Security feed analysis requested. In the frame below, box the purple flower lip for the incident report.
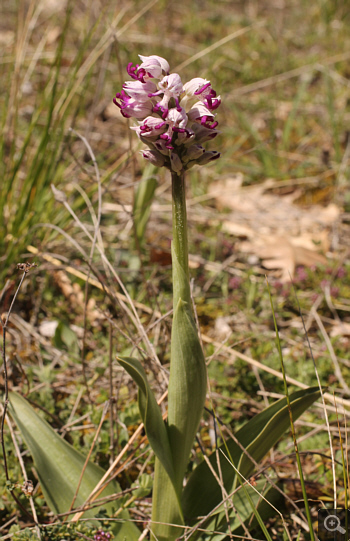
[194,82,212,95]
[205,97,221,111]
[126,62,139,80]
[199,116,218,129]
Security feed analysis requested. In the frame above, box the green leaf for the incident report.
[133,165,158,245]
[116,356,176,488]
[53,321,79,356]
[168,296,207,495]
[131,473,153,499]
[117,356,185,540]
[8,391,140,540]
[151,458,185,541]
[182,386,320,520]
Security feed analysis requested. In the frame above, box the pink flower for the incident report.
[183,78,221,111]
[183,78,211,97]
[114,55,221,173]
[187,102,218,129]
[138,55,170,78]
[131,116,167,139]
[190,123,219,142]
[337,266,346,278]
[228,276,242,290]
[113,91,153,119]
[296,266,308,282]
[123,80,157,101]
[330,286,339,298]
[155,138,173,154]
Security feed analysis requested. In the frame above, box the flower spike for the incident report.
[114,55,220,173]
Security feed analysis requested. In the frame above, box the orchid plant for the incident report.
[113,55,321,541]
[114,55,220,540]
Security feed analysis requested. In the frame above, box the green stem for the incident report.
[171,170,191,307]
[151,170,207,541]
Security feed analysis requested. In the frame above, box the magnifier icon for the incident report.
[324,514,346,534]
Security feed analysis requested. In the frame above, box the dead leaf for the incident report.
[209,177,339,281]
[330,322,350,337]
[241,235,327,281]
[39,320,59,338]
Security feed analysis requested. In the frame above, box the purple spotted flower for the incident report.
[114,55,221,174]
[94,530,112,541]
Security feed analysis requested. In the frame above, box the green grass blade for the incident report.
[206,479,285,539]
[133,165,158,246]
[282,74,309,149]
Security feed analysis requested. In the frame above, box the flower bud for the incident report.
[142,149,165,167]
[197,150,220,165]
[189,122,219,143]
[182,145,205,163]
[170,152,183,173]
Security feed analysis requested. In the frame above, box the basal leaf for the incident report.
[182,386,320,520]
[151,458,185,541]
[8,391,140,540]
[117,356,185,540]
[168,296,207,495]
[116,356,175,487]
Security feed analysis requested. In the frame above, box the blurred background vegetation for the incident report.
[2,0,350,538]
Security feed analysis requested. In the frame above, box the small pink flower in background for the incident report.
[228,276,242,290]
[295,266,308,282]
[114,54,221,174]
[330,286,339,298]
[337,266,346,278]
[94,531,112,541]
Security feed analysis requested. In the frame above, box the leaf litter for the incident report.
[209,175,339,280]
